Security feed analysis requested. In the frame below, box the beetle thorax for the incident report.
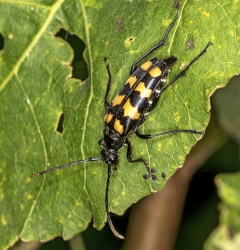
[102,126,125,150]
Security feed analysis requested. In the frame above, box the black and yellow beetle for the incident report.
[31,7,212,239]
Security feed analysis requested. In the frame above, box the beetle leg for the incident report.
[104,57,114,110]
[160,42,213,94]
[125,138,157,180]
[130,8,179,75]
[135,128,202,140]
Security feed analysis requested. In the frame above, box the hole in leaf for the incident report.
[55,29,88,81]
[0,33,4,50]
[56,113,64,134]
[125,37,134,47]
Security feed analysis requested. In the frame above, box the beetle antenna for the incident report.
[105,164,125,239]
[30,157,102,178]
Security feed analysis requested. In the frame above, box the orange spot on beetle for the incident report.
[141,61,152,71]
[123,99,141,120]
[104,113,113,123]
[114,119,124,134]
[135,82,152,98]
[112,94,125,107]
[126,76,138,88]
[149,66,162,77]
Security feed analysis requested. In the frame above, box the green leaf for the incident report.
[204,173,240,250]
[0,0,239,248]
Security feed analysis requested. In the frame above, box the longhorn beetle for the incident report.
[31,7,212,239]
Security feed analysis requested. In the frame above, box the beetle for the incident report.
[30,7,212,239]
